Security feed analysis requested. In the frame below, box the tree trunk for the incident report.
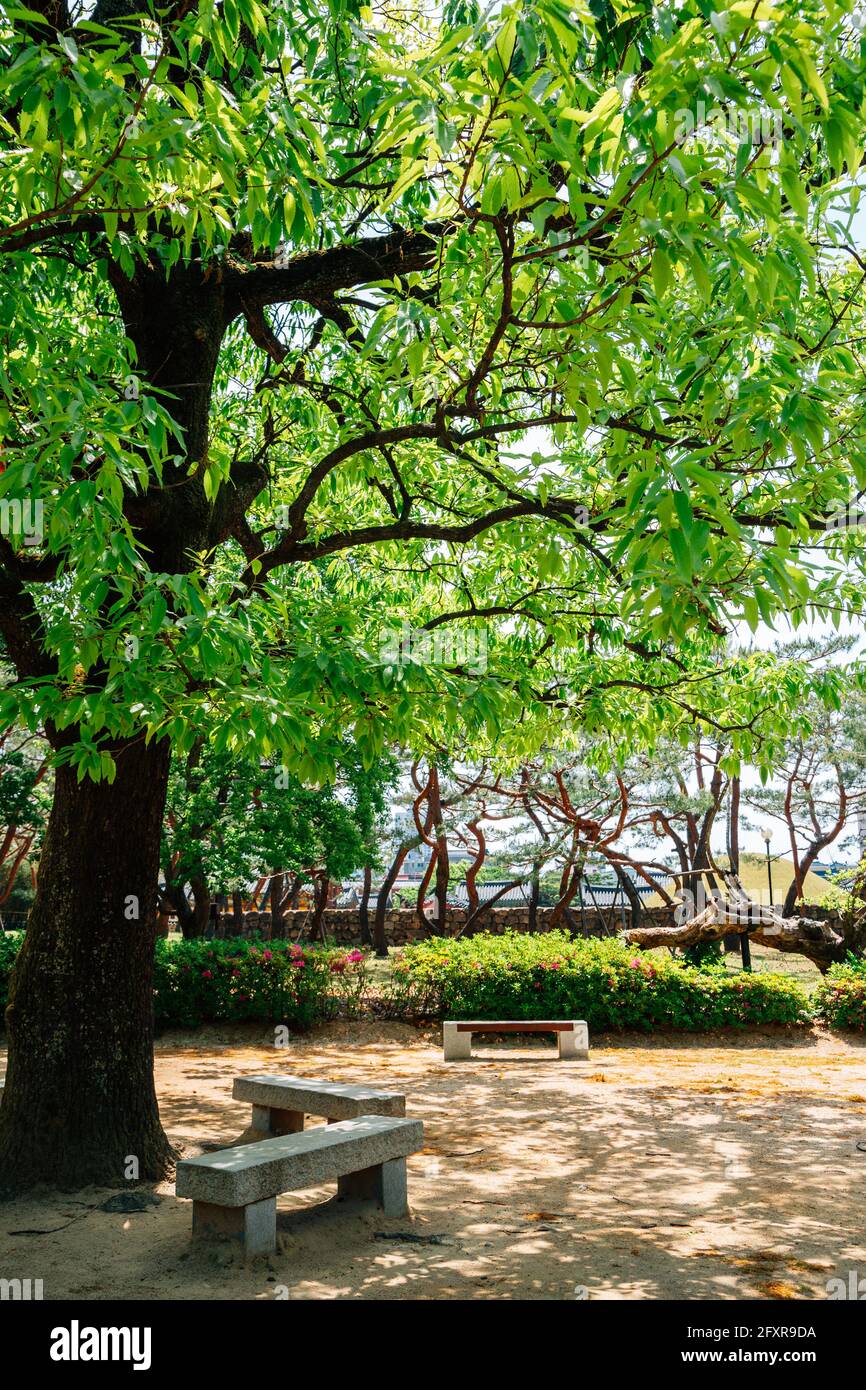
[527,863,540,933]
[160,880,197,937]
[358,865,373,947]
[270,870,285,939]
[0,737,174,1192]
[306,874,329,943]
[374,842,413,957]
[429,768,449,933]
[188,874,211,939]
[229,890,245,937]
[624,887,852,972]
[459,875,528,937]
[613,862,643,932]
[464,817,485,917]
[415,844,438,938]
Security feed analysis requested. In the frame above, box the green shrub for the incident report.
[153,938,370,1029]
[814,956,866,1031]
[0,932,370,1031]
[397,931,812,1031]
[682,940,724,970]
[0,930,23,1018]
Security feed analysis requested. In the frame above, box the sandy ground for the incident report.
[2,1022,866,1301]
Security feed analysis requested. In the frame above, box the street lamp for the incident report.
[762,829,774,908]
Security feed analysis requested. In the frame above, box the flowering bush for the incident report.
[153,938,371,1028]
[1,933,371,1031]
[1,931,372,1031]
[814,956,866,1031]
[398,932,812,1031]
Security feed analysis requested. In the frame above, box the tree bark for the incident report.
[613,862,643,932]
[270,870,285,939]
[229,890,245,937]
[306,874,329,943]
[430,768,449,933]
[624,880,851,973]
[527,862,540,933]
[189,874,211,938]
[374,842,413,957]
[358,864,373,947]
[0,736,174,1192]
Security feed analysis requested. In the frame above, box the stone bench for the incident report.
[443,1019,589,1061]
[232,1074,405,1136]
[176,1114,424,1255]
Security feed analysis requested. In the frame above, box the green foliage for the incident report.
[2,0,866,785]
[682,939,724,971]
[0,932,369,1030]
[0,929,22,1017]
[152,937,370,1029]
[814,956,866,1031]
[397,931,812,1030]
[162,741,397,898]
[0,728,51,902]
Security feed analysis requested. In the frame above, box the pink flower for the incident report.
[630,959,641,969]
[232,969,241,977]
[262,950,273,961]
[346,950,364,963]
[202,970,213,979]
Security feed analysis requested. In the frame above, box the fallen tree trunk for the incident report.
[624,874,849,972]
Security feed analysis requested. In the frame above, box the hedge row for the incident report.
[814,957,866,1031]
[0,933,368,1030]
[2,929,866,1033]
[396,932,814,1031]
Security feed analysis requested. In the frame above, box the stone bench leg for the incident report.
[558,1023,589,1060]
[252,1103,305,1135]
[192,1197,276,1256]
[337,1157,408,1216]
[443,1023,472,1060]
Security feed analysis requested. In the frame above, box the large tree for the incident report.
[2,0,866,1188]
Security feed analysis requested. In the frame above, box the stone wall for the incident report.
[227,903,678,944]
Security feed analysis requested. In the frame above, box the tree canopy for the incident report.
[2,0,865,777]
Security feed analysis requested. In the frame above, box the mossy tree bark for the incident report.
[0,737,173,1191]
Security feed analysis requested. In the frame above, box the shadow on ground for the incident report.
[1,1023,865,1299]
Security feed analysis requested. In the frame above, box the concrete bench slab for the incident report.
[232,1073,405,1136]
[177,1114,423,1255]
[443,1019,589,1060]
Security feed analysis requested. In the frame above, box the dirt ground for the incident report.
[2,1022,866,1301]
